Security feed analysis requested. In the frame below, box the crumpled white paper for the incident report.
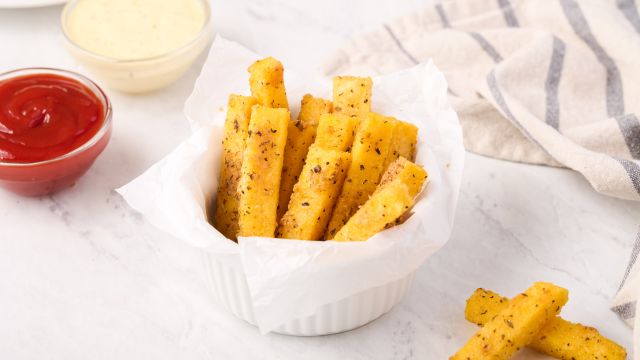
[118,36,465,333]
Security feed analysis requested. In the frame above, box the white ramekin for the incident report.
[60,0,213,93]
[201,252,416,336]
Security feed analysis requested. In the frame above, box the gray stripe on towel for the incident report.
[468,32,503,63]
[618,229,640,291]
[560,0,625,117]
[545,37,566,130]
[383,24,419,65]
[487,71,553,159]
[488,71,517,122]
[497,0,520,27]
[612,301,637,320]
[616,158,640,195]
[435,4,451,28]
[615,114,640,159]
[617,0,640,34]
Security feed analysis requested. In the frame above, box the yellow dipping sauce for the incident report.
[66,0,206,60]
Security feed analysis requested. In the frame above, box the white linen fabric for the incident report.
[612,228,640,356]
[323,0,640,201]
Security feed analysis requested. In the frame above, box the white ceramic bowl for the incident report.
[60,0,213,93]
[201,252,416,336]
[117,38,464,337]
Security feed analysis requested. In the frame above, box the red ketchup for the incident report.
[0,70,111,196]
[0,73,104,162]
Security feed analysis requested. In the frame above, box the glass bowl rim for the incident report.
[0,67,113,168]
[60,0,213,64]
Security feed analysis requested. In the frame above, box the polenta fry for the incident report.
[298,94,333,126]
[333,76,372,118]
[314,113,359,151]
[213,95,257,240]
[450,282,569,360]
[333,181,414,242]
[382,119,418,171]
[376,157,428,229]
[248,57,289,109]
[277,146,351,240]
[325,112,396,239]
[377,157,427,198]
[237,105,289,237]
[277,95,333,220]
[465,288,627,360]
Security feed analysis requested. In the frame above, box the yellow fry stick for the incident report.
[314,113,359,151]
[298,94,333,126]
[237,105,289,237]
[465,288,627,360]
[333,181,414,242]
[378,157,427,198]
[450,282,569,360]
[382,119,418,171]
[277,146,351,240]
[333,76,372,118]
[377,157,428,229]
[325,113,395,239]
[277,95,333,220]
[213,95,257,240]
[248,57,289,109]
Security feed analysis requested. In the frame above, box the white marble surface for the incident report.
[1,1,639,359]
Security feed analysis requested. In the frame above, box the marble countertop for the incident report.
[1,1,639,359]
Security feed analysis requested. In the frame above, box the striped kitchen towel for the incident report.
[323,0,640,201]
[612,228,640,356]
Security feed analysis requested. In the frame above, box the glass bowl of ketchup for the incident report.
[0,68,112,196]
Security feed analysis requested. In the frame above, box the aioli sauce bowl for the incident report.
[60,0,213,93]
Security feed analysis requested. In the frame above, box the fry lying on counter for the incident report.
[465,288,627,360]
[451,283,627,360]
[212,56,426,242]
[451,282,569,360]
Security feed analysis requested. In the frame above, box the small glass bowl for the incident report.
[60,0,213,93]
[0,68,112,196]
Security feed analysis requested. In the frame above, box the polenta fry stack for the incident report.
[212,59,429,244]
[465,288,627,360]
[237,105,289,238]
[248,57,289,109]
[450,282,569,360]
[213,95,257,240]
[333,76,372,118]
[382,119,418,171]
[325,112,396,239]
[314,113,359,151]
[277,146,351,240]
[277,95,333,220]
